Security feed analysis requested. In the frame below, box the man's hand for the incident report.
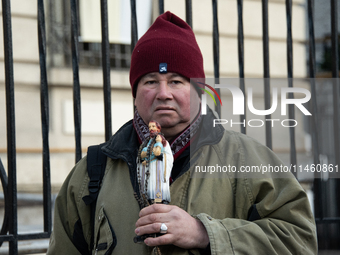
[135,204,209,249]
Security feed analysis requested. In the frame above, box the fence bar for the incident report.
[70,0,82,163]
[18,232,50,241]
[307,0,322,220]
[330,0,339,167]
[0,235,14,243]
[330,0,340,235]
[285,0,297,175]
[159,0,164,15]
[307,0,320,163]
[237,0,246,134]
[0,159,9,246]
[185,0,192,28]
[101,0,112,141]
[2,0,18,253]
[262,0,272,149]
[130,0,138,51]
[315,218,340,224]
[212,0,221,117]
[37,0,52,234]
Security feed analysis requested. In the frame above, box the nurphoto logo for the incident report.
[198,81,312,128]
[197,82,222,115]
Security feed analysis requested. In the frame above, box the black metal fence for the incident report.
[0,0,339,253]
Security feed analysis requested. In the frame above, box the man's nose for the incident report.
[156,81,173,100]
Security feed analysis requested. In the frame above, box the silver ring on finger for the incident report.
[160,223,168,234]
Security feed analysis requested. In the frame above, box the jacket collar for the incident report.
[101,106,224,164]
[101,120,139,165]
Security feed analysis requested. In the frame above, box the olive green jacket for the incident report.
[47,117,317,255]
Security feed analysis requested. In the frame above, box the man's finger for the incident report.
[135,212,166,227]
[139,203,171,217]
[144,234,173,247]
[135,222,168,236]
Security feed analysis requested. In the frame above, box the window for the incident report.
[318,34,340,73]
[48,0,152,69]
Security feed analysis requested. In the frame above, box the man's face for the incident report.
[135,72,200,140]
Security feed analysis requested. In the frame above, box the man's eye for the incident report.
[171,80,182,85]
[145,80,157,85]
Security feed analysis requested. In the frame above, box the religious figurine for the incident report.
[136,121,173,206]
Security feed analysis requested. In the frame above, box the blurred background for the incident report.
[0,0,339,254]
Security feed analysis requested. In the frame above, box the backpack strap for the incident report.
[82,143,107,251]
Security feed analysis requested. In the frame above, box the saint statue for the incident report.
[137,121,173,205]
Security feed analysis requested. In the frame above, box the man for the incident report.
[47,11,317,254]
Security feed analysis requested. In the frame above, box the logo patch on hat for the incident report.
[159,63,167,74]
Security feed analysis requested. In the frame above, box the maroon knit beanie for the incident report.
[129,11,205,97]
